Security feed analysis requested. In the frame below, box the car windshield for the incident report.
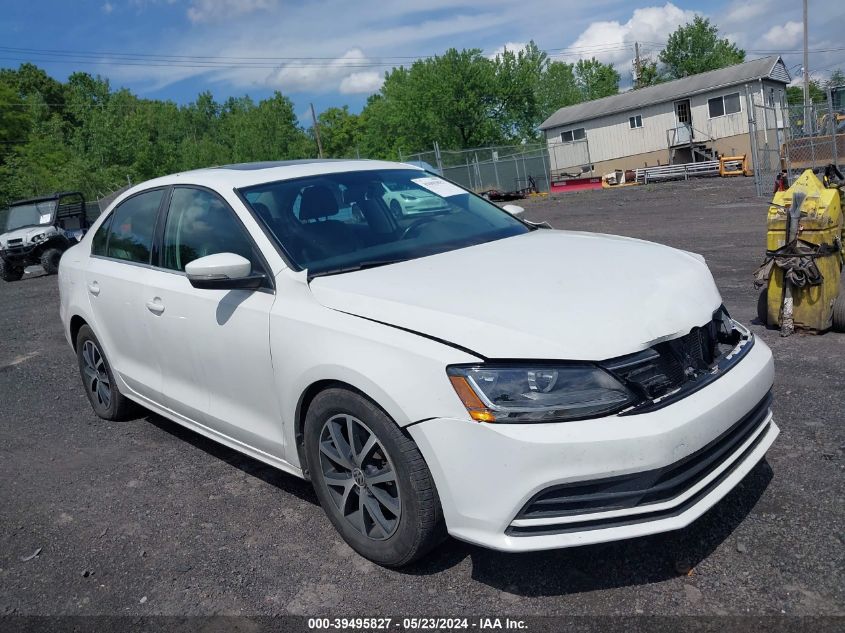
[239,169,531,277]
[2,200,56,232]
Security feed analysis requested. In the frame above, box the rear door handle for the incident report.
[145,299,165,315]
[87,282,100,296]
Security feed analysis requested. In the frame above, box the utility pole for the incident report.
[634,42,642,89]
[802,0,810,134]
[310,103,324,158]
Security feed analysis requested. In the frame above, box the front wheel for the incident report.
[40,248,62,275]
[0,258,23,282]
[304,388,446,567]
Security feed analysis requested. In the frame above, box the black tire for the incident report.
[76,325,137,421]
[833,290,845,333]
[40,248,62,275]
[756,287,768,326]
[0,258,24,282]
[304,388,446,567]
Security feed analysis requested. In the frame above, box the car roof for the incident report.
[121,159,425,196]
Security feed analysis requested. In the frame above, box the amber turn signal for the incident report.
[448,375,496,422]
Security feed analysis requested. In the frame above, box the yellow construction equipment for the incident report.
[755,167,845,334]
[719,154,751,177]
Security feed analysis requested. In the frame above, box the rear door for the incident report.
[143,186,284,457]
[84,188,167,403]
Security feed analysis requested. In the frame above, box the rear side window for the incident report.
[91,214,112,256]
[106,189,164,263]
[162,188,257,272]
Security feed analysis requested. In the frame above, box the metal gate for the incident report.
[746,88,786,197]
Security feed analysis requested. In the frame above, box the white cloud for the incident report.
[339,71,384,94]
[265,48,382,95]
[187,0,277,23]
[559,2,697,75]
[102,2,114,14]
[761,21,803,49]
[487,42,528,59]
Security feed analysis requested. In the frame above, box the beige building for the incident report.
[540,56,791,177]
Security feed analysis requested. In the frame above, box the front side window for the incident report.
[240,169,530,277]
[162,188,258,272]
[106,189,164,263]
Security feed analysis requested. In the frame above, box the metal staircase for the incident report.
[666,124,716,165]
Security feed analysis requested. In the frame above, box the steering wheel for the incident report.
[400,216,439,240]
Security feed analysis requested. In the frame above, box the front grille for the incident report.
[602,307,750,414]
[512,391,772,525]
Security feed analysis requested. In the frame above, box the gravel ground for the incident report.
[0,177,843,619]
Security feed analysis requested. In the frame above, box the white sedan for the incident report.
[59,160,778,566]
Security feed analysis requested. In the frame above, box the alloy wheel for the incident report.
[318,414,401,540]
[82,340,111,410]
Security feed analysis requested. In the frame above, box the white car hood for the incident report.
[0,225,56,247]
[309,230,723,360]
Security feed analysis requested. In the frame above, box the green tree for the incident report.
[826,69,845,89]
[315,106,361,158]
[493,41,547,141]
[536,61,581,120]
[786,81,827,104]
[574,58,620,100]
[659,16,745,79]
[635,58,662,88]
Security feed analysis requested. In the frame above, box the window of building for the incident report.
[629,115,643,129]
[106,189,164,263]
[162,187,257,273]
[708,91,741,118]
[561,127,586,142]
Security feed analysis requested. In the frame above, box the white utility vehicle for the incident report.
[59,160,777,566]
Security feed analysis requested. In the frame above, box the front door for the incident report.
[674,99,693,144]
[144,186,285,458]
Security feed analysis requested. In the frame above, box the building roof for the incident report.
[539,55,790,131]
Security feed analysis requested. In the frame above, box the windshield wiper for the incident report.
[308,259,405,279]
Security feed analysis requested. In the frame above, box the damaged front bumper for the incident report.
[409,330,776,552]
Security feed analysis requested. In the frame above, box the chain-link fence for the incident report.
[403,144,552,193]
[782,97,843,179]
[748,86,844,196]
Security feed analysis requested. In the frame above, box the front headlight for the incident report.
[447,364,635,423]
[31,233,47,243]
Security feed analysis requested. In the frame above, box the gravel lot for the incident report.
[1,177,843,619]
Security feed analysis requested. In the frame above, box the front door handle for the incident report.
[145,299,165,315]
[87,282,100,296]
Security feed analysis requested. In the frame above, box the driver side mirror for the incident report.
[185,253,266,290]
[502,204,525,216]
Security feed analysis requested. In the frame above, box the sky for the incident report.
[1,0,843,122]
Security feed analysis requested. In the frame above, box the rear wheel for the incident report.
[40,248,62,275]
[833,290,845,332]
[76,325,137,420]
[304,388,446,567]
[0,259,23,282]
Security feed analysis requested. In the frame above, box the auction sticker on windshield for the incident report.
[39,214,51,223]
[412,176,465,198]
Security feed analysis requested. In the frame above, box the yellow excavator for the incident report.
[756,165,845,334]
